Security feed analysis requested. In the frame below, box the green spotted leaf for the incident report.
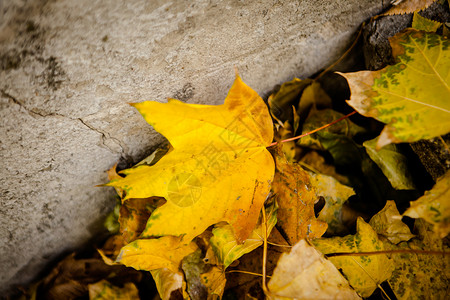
[312,218,395,297]
[385,219,450,300]
[341,29,450,149]
[363,138,416,190]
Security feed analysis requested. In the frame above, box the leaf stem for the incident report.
[269,111,357,147]
[325,249,450,257]
[261,205,271,297]
[267,241,292,248]
[438,135,450,153]
[226,270,272,278]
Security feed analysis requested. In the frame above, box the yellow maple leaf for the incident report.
[115,236,198,273]
[107,75,274,243]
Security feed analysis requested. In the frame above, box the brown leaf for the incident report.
[272,148,327,244]
[119,197,165,243]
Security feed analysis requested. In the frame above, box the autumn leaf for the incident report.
[310,172,356,235]
[107,75,274,243]
[363,138,416,190]
[36,253,142,299]
[342,29,450,149]
[98,235,127,265]
[312,218,395,297]
[151,268,186,300]
[115,236,198,273]
[88,280,139,300]
[412,12,442,32]
[200,266,226,299]
[182,249,209,299]
[106,164,125,197]
[369,200,415,244]
[104,200,121,234]
[209,200,277,268]
[272,149,327,244]
[298,109,368,170]
[383,0,437,16]
[299,150,350,185]
[297,81,332,121]
[403,170,450,238]
[385,219,450,299]
[119,197,165,243]
[268,78,312,124]
[267,239,361,299]
[276,120,298,162]
[301,109,366,141]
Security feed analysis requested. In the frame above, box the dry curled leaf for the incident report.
[369,200,415,244]
[272,149,327,244]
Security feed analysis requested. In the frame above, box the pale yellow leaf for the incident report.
[151,268,185,300]
[268,239,361,299]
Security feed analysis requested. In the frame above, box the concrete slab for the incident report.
[0,0,387,292]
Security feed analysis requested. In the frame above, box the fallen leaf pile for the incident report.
[19,4,450,300]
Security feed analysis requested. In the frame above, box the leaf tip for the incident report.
[233,66,240,78]
[376,129,393,150]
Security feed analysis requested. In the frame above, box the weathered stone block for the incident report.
[0,0,386,292]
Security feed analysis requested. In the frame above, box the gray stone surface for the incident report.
[0,0,387,292]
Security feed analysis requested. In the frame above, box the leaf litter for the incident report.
[18,4,450,299]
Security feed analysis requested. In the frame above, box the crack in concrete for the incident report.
[1,89,132,162]
[1,89,67,119]
[77,117,132,163]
